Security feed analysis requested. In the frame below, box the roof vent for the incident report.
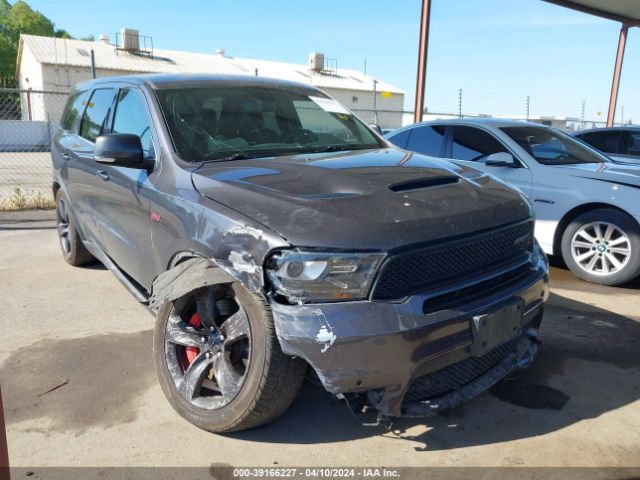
[121,28,140,51]
[99,34,110,45]
[308,52,324,72]
[216,48,226,57]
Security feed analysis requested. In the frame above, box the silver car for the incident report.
[386,119,640,286]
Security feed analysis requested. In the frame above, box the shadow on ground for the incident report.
[549,255,640,290]
[229,292,640,450]
[1,292,638,450]
[0,209,55,231]
[0,330,155,433]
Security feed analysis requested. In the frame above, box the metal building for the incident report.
[15,30,405,128]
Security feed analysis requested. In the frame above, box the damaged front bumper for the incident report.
[271,253,548,418]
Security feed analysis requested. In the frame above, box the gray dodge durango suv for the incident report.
[52,74,549,432]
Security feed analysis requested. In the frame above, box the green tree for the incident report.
[0,0,92,85]
[54,29,72,39]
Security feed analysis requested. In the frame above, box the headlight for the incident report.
[265,250,385,303]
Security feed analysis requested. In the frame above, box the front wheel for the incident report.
[561,208,640,286]
[55,190,95,266]
[153,282,306,432]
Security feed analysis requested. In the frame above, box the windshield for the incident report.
[156,85,382,161]
[501,126,610,166]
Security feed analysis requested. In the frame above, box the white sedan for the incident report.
[386,119,640,286]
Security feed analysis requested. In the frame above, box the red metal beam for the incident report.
[606,25,628,127]
[413,0,432,123]
[0,386,9,480]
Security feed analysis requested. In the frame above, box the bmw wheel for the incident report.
[153,282,306,432]
[561,208,640,286]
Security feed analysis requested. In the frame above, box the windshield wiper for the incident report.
[202,152,262,162]
[303,145,374,154]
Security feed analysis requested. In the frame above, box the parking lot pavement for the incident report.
[1,224,639,469]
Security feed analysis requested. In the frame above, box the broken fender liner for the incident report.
[149,257,236,309]
[399,337,538,417]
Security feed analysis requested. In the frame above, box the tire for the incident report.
[153,282,306,432]
[561,208,640,286]
[55,190,95,266]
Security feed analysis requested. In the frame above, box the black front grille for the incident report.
[403,336,521,403]
[372,221,533,300]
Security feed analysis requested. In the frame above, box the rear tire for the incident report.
[561,208,640,285]
[153,282,306,432]
[55,190,95,266]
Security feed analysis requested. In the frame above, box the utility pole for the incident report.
[580,100,585,128]
[373,79,378,125]
[90,49,96,79]
[458,89,462,118]
[526,96,530,120]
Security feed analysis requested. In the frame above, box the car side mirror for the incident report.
[485,152,517,168]
[369,124,383,135]
[94,134,153,170]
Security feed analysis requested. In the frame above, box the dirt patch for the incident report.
[0,330,155,433]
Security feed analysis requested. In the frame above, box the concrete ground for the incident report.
[0,213,639,469]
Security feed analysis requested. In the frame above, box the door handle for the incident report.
[96,170,110,181]
[60,152,70,161]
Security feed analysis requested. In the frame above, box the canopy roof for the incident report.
[543,0,640,23]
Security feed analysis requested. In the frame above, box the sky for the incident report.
[23,0,640,123]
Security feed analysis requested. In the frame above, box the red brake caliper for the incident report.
[185,312,202,364]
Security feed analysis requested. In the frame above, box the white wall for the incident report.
[25,65,140,122]
[18,54,406,127]
[18,43,45,121]
[325,88,404,129]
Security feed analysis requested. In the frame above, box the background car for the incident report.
[573,127,640,165]
[386,119,640,286]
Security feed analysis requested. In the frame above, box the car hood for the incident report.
[191,148,532,250]
[547,162,640,187]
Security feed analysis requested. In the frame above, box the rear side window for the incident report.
[577,131,619,154]
[79,88,117,142]
[60,90,89,131]
[621,132,640,156]
[112,89,154,157]
[386,129,411,148]
[405,125,446,157]
[451,126,508,161]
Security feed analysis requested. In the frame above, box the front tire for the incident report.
[153,282,306,432]
[55,190,95,266]
[561,208,640,285]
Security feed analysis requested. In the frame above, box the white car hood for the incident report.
[548,162,640,188]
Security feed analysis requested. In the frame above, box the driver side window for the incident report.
[451,126,508,161]
[112,89,154,158]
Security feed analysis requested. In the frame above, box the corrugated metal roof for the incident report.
[19,34,404,94]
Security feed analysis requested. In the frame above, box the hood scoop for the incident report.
[389,176,459,193]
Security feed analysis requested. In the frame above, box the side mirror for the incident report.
[485,152,517,168]
[369,124,383,135]
[94,134,153,170]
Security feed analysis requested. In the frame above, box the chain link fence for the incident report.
[0,88,69,210]
[0,86,630,211]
